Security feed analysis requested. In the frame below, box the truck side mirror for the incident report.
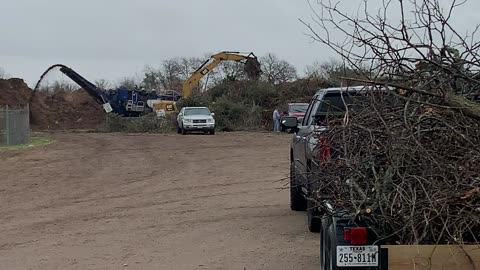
[281,116,299,128]
[211,112,215,117]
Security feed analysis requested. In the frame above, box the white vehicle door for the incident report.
[177,108,185,126]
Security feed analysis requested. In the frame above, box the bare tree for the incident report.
[260,53,297,84]
[143,65,162,90]
[301,0,480,118]
[305,59,334,79]
[300,0,480,245]
[143,60,182,91]
[305,58,371,85]
[178,57,204,79]
[143,57,205,92]
[161,58,184,91]
[95,79,113,90]
[38,80,79,93]
[116,76,141,89]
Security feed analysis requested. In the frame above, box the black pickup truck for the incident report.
[284,86,371,231]
[283,85,392,270]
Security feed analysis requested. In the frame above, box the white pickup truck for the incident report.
[176,107,216,135]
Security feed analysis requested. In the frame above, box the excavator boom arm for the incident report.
[183,58,223,98]
[182,51,261,98]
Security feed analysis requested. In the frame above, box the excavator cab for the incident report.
[151,101,178,117]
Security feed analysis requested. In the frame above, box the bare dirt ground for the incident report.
[0,132,318,270]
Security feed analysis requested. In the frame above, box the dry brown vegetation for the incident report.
[302,0,480,245]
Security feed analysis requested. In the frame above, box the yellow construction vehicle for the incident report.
[152,51,261,115]
[150,90,181,116]
[182,51,262,98]
[150,99,178,116]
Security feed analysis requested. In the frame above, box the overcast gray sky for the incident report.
[1,0,478,87]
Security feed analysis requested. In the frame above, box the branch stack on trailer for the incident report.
[311,86,480,269]
[301,0,480,268]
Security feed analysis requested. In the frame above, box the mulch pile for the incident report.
[0,78,104,130]
[0,78,32,106]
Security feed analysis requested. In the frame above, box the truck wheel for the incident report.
[177,125,181,134]
[327,221,337,270]
[290,162,307,211]
[307,199,321,233]
[181,126,187,135]
[319,216,338,270]
[320,217,329,270]
[209,129,215,135]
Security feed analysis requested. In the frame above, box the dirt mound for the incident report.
[30,90,104,130]
[0,78,32,106]
[1,78,105,130]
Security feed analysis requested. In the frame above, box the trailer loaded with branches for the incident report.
[304,86,480,269]
[289,0,480,269]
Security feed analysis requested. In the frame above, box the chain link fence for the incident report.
[0,105,30,146]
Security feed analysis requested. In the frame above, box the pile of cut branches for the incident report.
[303,0,480,245]
[312,89,480,245]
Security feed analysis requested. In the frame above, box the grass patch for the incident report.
[0,136,54,150]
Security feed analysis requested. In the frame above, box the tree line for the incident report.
[114,53,367,94]
[1,54,369,93]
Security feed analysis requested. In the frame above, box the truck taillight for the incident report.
[350,227,368,245]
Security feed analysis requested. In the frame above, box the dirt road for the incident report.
[0,132,319,270]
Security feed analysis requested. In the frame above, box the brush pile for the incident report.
[305,0,480,245]
[312,87,480,245]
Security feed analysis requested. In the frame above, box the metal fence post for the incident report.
[5,105,9,145]
[27,103,31,143]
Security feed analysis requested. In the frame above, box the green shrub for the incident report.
[211,97,262,131]
[102,113,175,133]
[244,82,278,108]
[208,81,278,108]
[176,95,211,109]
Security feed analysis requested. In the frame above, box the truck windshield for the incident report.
[289,104,309,112]
[184,108,211,116]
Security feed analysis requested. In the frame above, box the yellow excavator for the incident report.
[182,51,261,98]
[152,51,261,114]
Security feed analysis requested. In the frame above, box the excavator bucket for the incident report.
[244,57,262,80]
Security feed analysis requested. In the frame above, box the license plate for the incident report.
[336,246,379,267]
